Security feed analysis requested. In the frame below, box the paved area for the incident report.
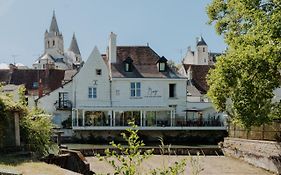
[87,155,274,175]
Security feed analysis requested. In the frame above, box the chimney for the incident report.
[38,78,43,98]
[109,32,117,63]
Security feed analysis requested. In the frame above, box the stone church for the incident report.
[32,11,82,70]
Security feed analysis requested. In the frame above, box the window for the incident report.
[124,57,133,72]
[58,92,69,108]
[169,84,176,98]
[159,62,166,72]
[96,69,102,75]
[88,87,97,99]
[53,40,55,46]
[125,63,130,72]
[47,41,50,48]
[203,48,205,52]
[157,56,167,72]
[130,82,141,97]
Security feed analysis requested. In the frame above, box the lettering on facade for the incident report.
[92,80,97,85]
[144,87,161,98]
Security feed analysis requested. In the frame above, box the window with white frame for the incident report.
[88,87,97,99]
[130,82,141,97]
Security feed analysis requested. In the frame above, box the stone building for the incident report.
[32,11,82,70]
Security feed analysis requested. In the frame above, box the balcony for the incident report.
[54,100,72,110]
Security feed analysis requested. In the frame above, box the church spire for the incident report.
[69,33,81,55]
[197,36,207,46]
[49,10,59,33]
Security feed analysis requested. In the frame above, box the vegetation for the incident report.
[150,138,188,175]
[98,121,199,175]
[20,108,54,156]
[0,85,54,156]
[206,0,281,129]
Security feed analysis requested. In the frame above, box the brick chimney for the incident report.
[38,78,43,98]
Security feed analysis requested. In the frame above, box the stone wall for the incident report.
[43,149,94,175]
[221,137,281,174]
[73,130,227,145]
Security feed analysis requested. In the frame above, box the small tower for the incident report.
[68,33,82,63]
[195,36,208,65]
[44,11,64,55]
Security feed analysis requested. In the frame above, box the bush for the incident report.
[20,108,54,156]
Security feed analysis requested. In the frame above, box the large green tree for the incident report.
[206,0,281,128]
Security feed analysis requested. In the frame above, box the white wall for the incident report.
[37,82,72,114]
[112,78,186,116]
[73,47,111,108]
[183,50,195,65]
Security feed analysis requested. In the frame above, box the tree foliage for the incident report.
[206,0,281,128]
[0,85,53,156]
[99,121,189,175]
[20,108,54,156]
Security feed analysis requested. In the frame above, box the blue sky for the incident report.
[0,0,226,66]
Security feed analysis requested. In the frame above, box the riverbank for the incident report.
[87,155,274,175]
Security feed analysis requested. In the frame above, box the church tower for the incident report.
[195,36,208,65]
[44,11,64,56]
[68,33,82,63]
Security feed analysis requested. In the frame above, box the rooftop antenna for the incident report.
[11,54,19,65]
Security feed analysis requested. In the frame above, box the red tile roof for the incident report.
[0,69,66,95]
[183,64,214,94]
[111,46,182,78]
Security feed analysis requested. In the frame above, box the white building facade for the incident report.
[37,33,226,131]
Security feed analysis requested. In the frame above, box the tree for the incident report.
[206,0,281,129]
[0,85,53,156]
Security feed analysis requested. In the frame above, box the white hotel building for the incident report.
[37,33,225,132]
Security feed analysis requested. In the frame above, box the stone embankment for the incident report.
[221,137,281,174]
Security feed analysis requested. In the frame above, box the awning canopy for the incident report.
[183,108,204,112]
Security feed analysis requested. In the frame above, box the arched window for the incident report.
[47,41,50,48]
[53,40,55,46]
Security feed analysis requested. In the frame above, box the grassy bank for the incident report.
[0,154,80,175]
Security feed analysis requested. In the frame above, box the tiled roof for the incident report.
[0,69,66,95]
[63,69,78,82]
[197,36,207,46]
[0,70,11,84]
[111,46,182,78]
[183,64,214,94]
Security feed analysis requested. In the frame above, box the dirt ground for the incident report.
[86,155,274,175]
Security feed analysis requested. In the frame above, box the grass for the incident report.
[0,153,80,175]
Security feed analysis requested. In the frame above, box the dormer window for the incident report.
[159,62,166,71]
[124,56,133,72]
[157,56,168,72]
